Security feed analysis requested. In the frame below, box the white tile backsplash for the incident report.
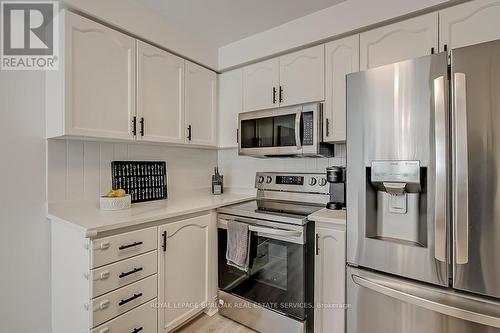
[217,144,346,189]
[47,139,218,203]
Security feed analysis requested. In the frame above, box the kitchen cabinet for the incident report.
[242,46,325,112]
[279,45,325,107]
[440,0,500,51]
[185,61,218,146]
[242,58,280,112]
[137,41,185,144]
[47,10,136,140]
[218,69,243,148]
[314,224,346,333]
[158,213,212,332]
[360,13,438,70]
[324,36,359,143]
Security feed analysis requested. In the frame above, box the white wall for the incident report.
[218,0,451,69]
[0,72,51,332]
[217,145,346,189]
[62,0,219,70]
[48,140,218,203]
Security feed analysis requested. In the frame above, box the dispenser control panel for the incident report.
[371,160,420,183]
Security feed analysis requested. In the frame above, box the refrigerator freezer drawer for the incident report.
[347,266,500,333]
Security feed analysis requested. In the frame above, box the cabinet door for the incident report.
[242,58,280,112]
[279,45,325,107]
[185,61,217,146]
[218,69,242,148]
[314,226,346,333]
[137,41,185,143]
[440,0,500,51]
[360,13,438,70]
[324,36,359,143]
[64,12,135,140]
[158,214,210,332]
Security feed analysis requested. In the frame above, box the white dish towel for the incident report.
[226,221,250,272]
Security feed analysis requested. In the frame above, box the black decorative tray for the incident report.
[111,161,167,203]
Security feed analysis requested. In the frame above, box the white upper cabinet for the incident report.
[48,11,136,140]
[218,69,243,148]
[324,36,359,143]
[137,41,185,144]
[314,226,346,333]
[158,214,211,332]
[185,61,218,146]
[440,0,500,51]
[279,45,325,107]
[360,13,438,70]
[242,58,280,112]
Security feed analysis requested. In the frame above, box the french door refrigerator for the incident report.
[346,39,500,332]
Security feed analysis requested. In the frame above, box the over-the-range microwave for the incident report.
[238,102,334,157]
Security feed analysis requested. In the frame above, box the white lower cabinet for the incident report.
[158,213,213,332]
[314,224,346,333]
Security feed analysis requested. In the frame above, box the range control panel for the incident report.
[255,172,328,194]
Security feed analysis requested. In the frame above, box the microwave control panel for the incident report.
[302,111,314,146]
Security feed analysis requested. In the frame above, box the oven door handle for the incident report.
[295,111,302,150]
[249,225,302,237]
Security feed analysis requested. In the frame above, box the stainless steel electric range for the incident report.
[217,172,329,333]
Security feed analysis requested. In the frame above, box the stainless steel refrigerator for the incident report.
[346,39,500,332]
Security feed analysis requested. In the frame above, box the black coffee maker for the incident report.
[326,166,346,210]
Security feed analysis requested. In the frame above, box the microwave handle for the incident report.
[295,112,302,150]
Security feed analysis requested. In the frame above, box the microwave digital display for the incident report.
[276,176,304,185]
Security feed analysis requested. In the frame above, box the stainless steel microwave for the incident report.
[238,103,334,157]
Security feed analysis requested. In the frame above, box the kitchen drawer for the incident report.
[92,227,157,268]
[92,299,157,333]
[92,251,157,298]
[92,274,157,328]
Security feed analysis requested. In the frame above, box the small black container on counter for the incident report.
[111,161,167,203]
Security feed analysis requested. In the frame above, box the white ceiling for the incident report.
[133,0,347,47]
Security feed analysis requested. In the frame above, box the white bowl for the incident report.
[100,194,132,211]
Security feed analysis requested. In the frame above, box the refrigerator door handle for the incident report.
[454,72,469,265]
[352,274,500,328]
[433,76,447,263]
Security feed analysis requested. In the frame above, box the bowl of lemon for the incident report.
[100,189,131,211]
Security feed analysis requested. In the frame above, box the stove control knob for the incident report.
[266,176,273,184]
[319,178,328,186]
[309,177,317,186]
[258,176,265,184]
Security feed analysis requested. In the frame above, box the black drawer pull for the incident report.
[118,293,142,306]
[119,267,143,278]
[118,241,143,250]
[132,327,143,333]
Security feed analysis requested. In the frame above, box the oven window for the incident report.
[218,228,306,320]
[240,114,297,148]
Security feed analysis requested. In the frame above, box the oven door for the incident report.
[217,215,308,321]
[239,105,305,157]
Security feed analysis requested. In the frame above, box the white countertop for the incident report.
[308,208,346,225]
[48,188,255,237]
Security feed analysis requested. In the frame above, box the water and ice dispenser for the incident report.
[366,160,427,246]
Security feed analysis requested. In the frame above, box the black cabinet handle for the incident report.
[118,293,142,306]
[132,327,143,333]
[431,47,435,54]
[139,117,145,136]
[119,267,143,278]
[187,125,192,141]
[273,87,277,104]
[326,118,330,137]
[118,241,143,250]
[279,86,283,103]
[315,234,320,255]
[132,116,137,136]
[162,231,167,252]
